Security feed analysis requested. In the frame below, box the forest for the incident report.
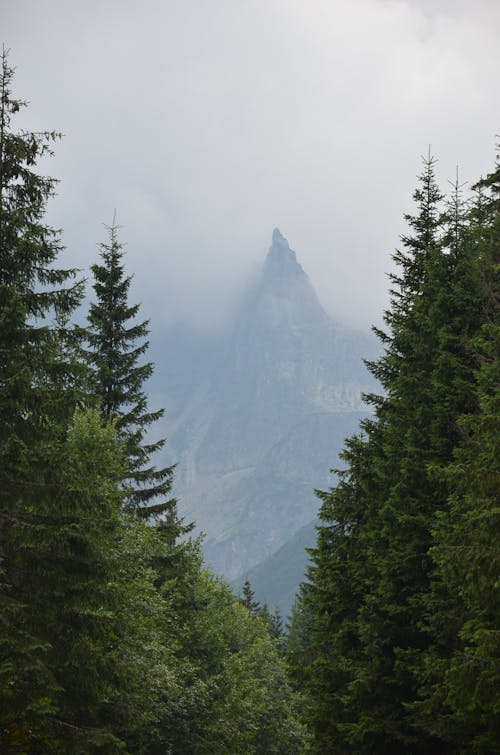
[0,49,498,753]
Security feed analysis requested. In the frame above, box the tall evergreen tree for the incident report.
[304,153,485,753]
[86,218,176,521]
[0,48,85,744]
[418,153,500,752]
[0,47,84,449]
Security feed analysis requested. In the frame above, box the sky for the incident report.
[2,0,500,332]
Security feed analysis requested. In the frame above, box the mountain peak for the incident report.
[264,228,304,279]
[272,227,291,250]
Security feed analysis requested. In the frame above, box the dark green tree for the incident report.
[0,48,85,747]
[87,218,176,521]
[417,153,500,752]
[304,153,485,753]
[241,579,261,614]
[270,606,284,640]
[0,49,306,755]
[158,560,307,753]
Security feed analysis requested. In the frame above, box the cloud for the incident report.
[2,0,499,330]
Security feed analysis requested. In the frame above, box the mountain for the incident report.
[159,229,378,581]
[232,519,317,619]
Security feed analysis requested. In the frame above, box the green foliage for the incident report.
[303,151,496,753]
[163,563,307,753]
[86,218,176,522]
[415,154,500,752]
[241,578,261,614]
[0,51,307,754]
[0,47,85,751]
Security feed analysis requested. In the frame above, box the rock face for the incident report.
[160,230,378,580]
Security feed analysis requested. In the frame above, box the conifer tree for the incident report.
[270,606,284,640]
[0,48,85,744]
[0,47,84,449]
[241,579,261,614]
[304,153,485,753]
[419,153,500,752]
[87,218,176,521]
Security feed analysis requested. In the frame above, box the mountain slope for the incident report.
[160,229,378,579]
[232,519,318,619]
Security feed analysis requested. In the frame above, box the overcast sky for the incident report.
[3,0,499,331]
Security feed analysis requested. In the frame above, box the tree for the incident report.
[160,562,307,753]
[1,409,192,753]
[304,153,485,753]
[286,588,314,676]
[419,152,500,752]
[0,47,85,747]
[241,579,261,614]
[86,218,176,522]
[0,49,306,754]
[270,606,284,641]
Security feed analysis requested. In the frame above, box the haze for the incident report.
[2,0,499,331]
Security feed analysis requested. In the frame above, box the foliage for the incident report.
[163,563,307,753]
[86,218,177,522]
[0,51,307,754]
[0,46,85,750]
[302,151,496,753]
[416,153,500,752]
[6,42,497,755]
[240,578,261,614]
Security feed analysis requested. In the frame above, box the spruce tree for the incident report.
[304,153,485,753]
[0,47,84,448]
[0,49,88,748]
[419,153,500,752]
[241,579,261,614]
[87,218,176,521]
[270,606,284,640]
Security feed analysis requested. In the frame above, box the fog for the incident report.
[2,0,499,331]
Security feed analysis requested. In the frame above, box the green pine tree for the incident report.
[241,579,261,614]
[0,48,85,747]
[86,217,177,522]
[304,153,485,753]
[418,152,500,752]
[270,606,284,640]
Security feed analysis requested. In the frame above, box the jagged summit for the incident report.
[255,229,323,326]
[271,227,294,255]
[264,228,305,280]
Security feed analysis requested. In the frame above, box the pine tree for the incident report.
[304,153,485,753]
[87,218,176,521]
[0,48,85,746]
[419,152,500,752]
[270,606,284,640]
[241,579,261,614]
[0,47,84,449]
[258,603,284,640]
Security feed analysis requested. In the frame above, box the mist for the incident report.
[2,0,499,331]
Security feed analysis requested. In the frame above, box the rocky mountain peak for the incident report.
[251,229,326,330]
[162,229,378,583]
[263,228,305,281]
